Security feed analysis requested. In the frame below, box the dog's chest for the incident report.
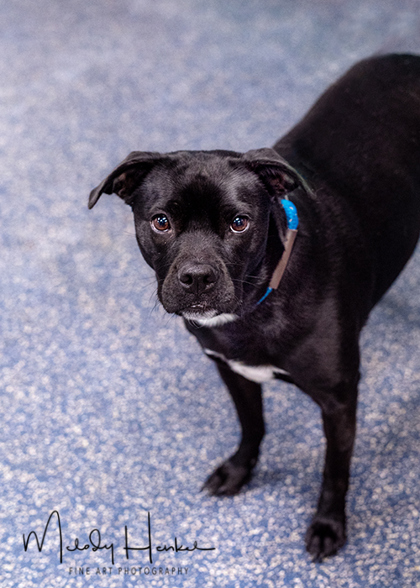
[203,348,290,383]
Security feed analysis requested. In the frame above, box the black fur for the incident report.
[88,54,420,560]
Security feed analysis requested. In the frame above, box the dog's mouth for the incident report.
[181,304,217,319]
[180,304,239,327]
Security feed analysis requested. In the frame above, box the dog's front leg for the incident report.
[203,362,265,496]
[305,380,358,561]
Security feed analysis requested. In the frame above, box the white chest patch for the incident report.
[204,348,290,384]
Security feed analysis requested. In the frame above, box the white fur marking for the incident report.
[204,348,290,383]
[185,313,239,327]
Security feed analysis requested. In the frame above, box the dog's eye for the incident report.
[151,214,171,232]
[230,216,249,233]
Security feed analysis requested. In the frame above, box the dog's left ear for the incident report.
[242,148,309,197]
[88,151,163,209]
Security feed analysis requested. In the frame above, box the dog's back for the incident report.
[275,54,420,303]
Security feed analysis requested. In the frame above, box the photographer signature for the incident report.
[23,510,216,565]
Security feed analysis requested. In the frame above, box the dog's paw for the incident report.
[201,460,252,496]
[305,516,346,562]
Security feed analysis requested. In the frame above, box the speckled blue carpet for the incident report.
[1,1,420,586]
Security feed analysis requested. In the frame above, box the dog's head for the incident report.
[89,148,306,324]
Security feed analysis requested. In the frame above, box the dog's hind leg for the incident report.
[202,362,265,496]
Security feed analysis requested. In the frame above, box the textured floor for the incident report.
[1,1,420,586]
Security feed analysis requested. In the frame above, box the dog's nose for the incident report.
[178,264,218,296]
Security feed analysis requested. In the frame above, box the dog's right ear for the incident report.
[88,151,163,209]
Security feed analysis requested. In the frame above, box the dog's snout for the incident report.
[178,263,218,296]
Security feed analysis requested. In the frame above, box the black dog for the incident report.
[88,54,420,560]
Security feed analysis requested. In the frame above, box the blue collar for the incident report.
[257,199,299,305]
